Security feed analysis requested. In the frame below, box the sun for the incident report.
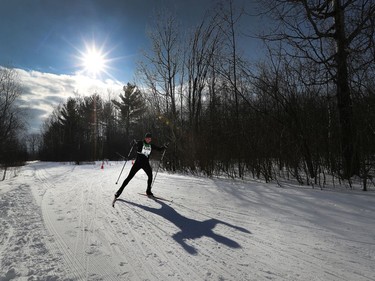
[83,48,105,75]
[77,43,110,78]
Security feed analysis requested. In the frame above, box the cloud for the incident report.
[13,68,124,134]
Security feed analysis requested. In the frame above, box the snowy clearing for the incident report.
[1,161,375,281]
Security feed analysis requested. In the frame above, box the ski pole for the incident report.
[115,142,135,184]
[151,144,168,188]
[115,151,126,160]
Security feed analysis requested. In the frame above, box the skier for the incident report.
[113,133,167,205]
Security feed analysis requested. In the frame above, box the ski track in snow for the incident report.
[1,161,375,280]
[0,165,68,280]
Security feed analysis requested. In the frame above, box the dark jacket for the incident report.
[134,140,164,160]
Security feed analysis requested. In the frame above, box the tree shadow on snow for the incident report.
[117,198,251,255]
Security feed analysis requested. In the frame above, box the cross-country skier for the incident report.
[113,133,167,206]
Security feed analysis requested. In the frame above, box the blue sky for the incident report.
[0,0,261,133]
[0,0,228,81]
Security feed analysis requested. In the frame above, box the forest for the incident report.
[1,1,374,189]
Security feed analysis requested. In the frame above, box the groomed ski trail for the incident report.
[1,161,374,280]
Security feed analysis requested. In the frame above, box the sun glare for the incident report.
[77,43,110,78]
[83,48,105,74]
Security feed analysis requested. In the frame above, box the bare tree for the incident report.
[185,13,222,132]
[26,133,41,160]
[0,67,26,167]
[141,10,182,124]
[217,0,247,177]
[0,68,23,144]
[137,10,186,171]
[258,0,375,178]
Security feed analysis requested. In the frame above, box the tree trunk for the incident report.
[334,0,359,178]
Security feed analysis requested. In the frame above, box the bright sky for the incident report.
[0,0,261,133]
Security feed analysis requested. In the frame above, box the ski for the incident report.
[138,193,172,202]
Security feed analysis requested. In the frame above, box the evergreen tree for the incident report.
[112,83,146,138]
[58,98,82,162]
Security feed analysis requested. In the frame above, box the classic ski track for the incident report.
[131,204,203,280]
[70,175,124,280]
[94,180,126,281]
[120,195,203,280]
[119,200,204,280]
[37,165,118,280]
[106,211,144,280]
[119,197,255,281]
[24,163,374,281]
[45,165,146,281]
[79,179,97,280]
[112,202,157,280]
[0,181,68,278]
[36,167,87,280]
[37,166,313,280]
[69,168,119,281]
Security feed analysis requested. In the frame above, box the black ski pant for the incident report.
[115,157,152,198]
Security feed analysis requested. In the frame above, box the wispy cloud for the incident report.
[14,68,124,134]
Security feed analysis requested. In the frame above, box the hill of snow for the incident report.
[0,161,374,280]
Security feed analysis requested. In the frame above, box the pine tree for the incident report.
[112,83,146,138]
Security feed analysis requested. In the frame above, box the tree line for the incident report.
[0,67,28,179]
[38,84,149,162]
[2,1,374,190]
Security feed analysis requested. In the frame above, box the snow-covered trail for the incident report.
[1,162,375,280]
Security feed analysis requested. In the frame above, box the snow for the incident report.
[1,161,375,281]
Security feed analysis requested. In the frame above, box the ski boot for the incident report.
[146,189,154,197]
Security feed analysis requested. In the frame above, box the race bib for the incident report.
[141,144,151,157]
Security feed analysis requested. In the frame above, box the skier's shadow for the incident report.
[117,198,251,255]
